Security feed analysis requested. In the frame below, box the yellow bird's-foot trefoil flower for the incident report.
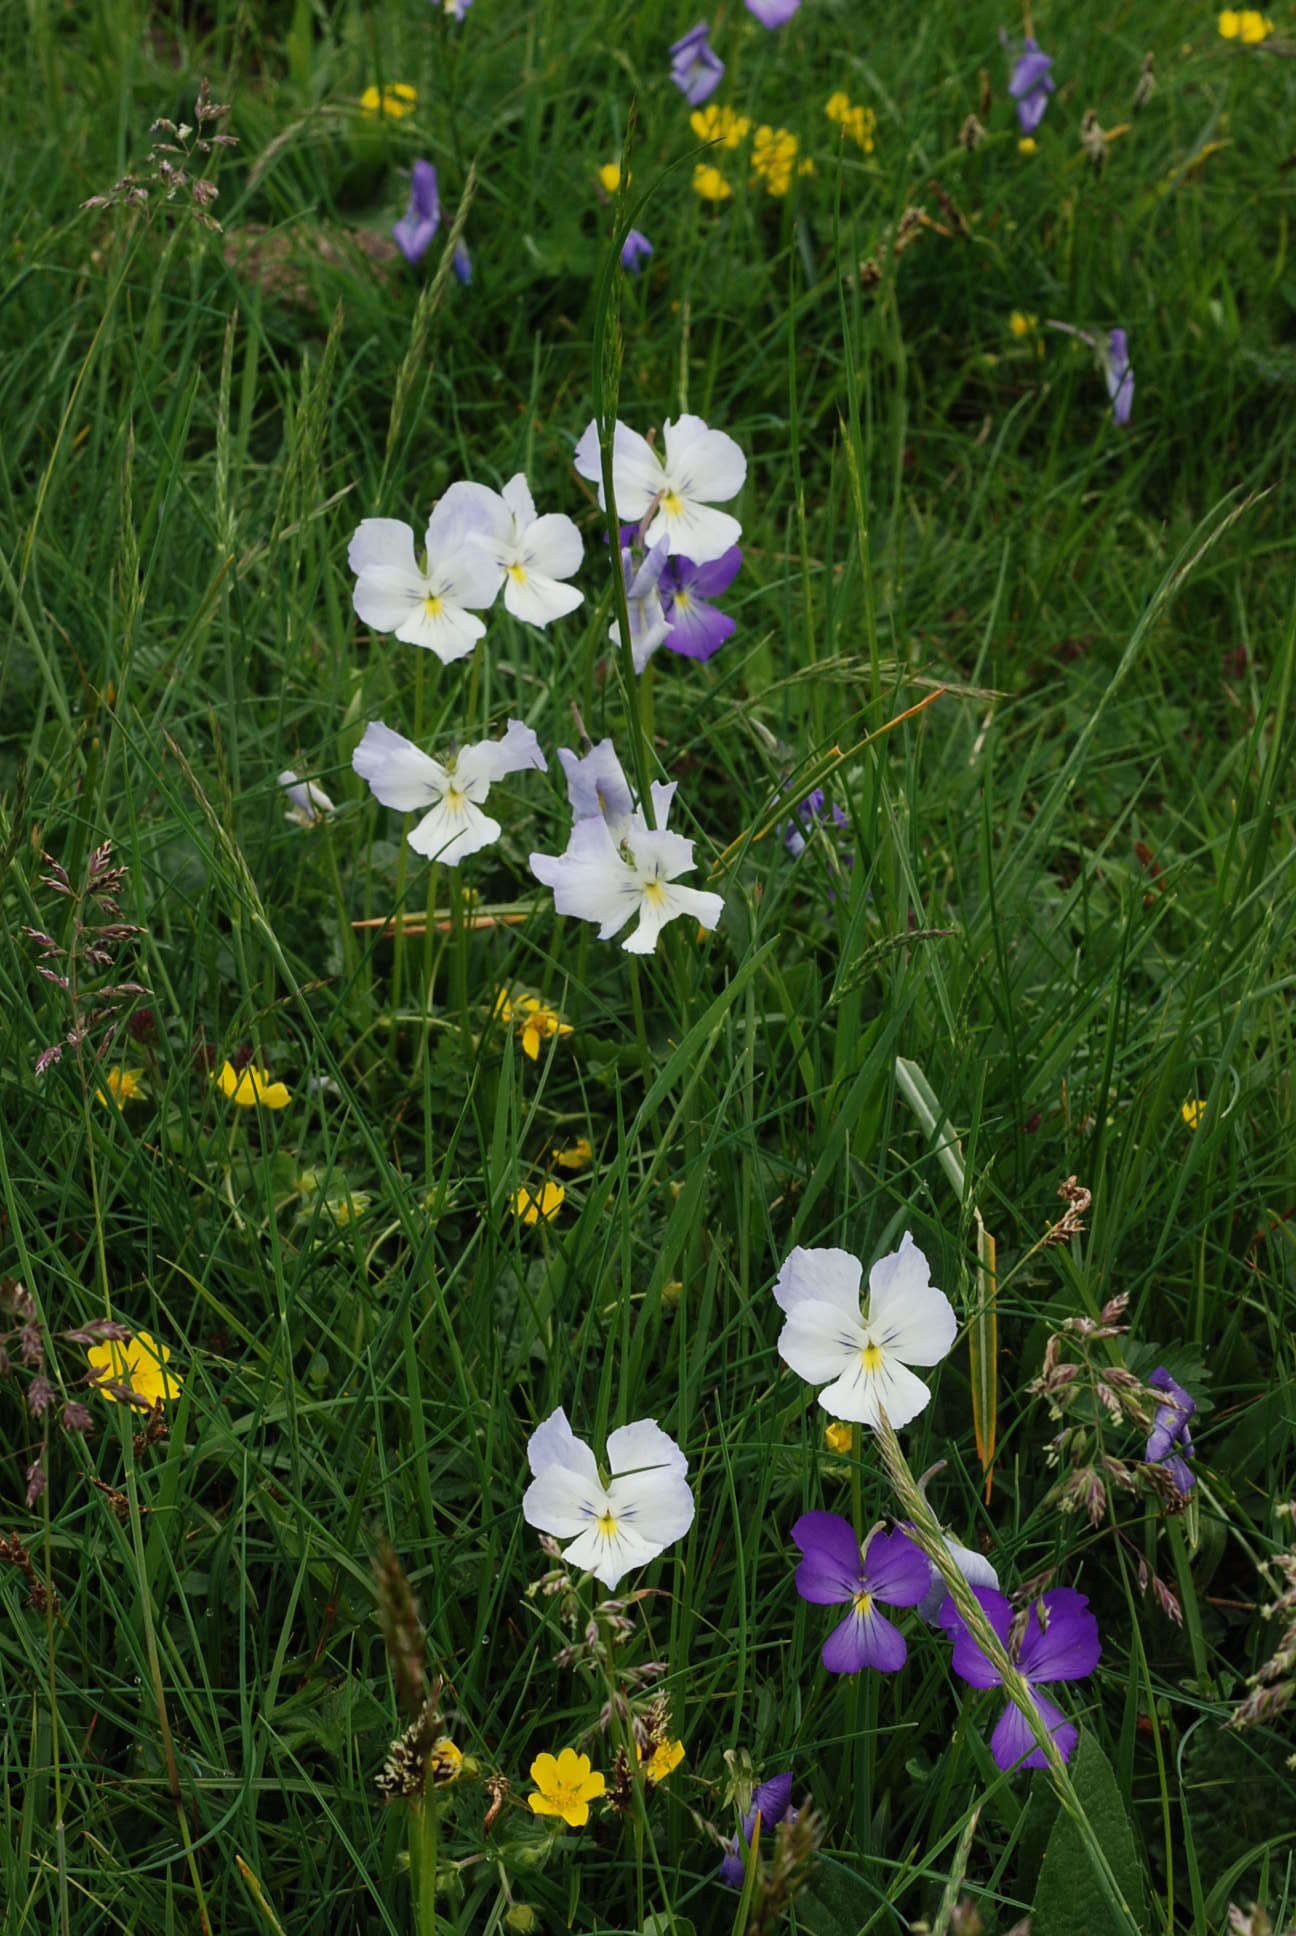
[216,1061,291,1109]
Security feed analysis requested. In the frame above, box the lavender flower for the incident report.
[1008,36,1055,136]
[556,740,636,832]
[792,1514,930,1673]
[670,22,725,105]
[939,1586,1101,1769]
[453,240,472,285]
[1105,328,1133,426]
[621,229,654,273]
[393,160,441,264]
[610,537,671,672]
[745,0,801,21]
[660,547,740,660]
[1145,1367,1196,1495]
[719,1772,793,1888]
[784,788,850,861]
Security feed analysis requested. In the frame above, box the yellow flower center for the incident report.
[445,782,466,810]
[596,1508,619,1537]
[424,594,444,618]
[674,589,691,611]
[642,879,667,906]
[853,1589,873,1618]
[860,1342,884,1373]
[507,562,527,583]
[662,490,683,515]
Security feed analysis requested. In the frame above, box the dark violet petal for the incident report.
[823,1604,907,1674]
[683,545,743,598]
[990,1689,1076,1772]
[750,1772,794,1830]
[791,1511,862,1604]
[718,1844,746,1890]
[860,1526,932,1608]
[1164,1454,1196,1495]
[1009,44,1054,99]
[621,228,653,273]
[1016,1592,1101,1685]
[453,241,472,285]
[940,1586,1013,1690]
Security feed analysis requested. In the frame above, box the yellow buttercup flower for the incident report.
[1018,136,1038,156]
[96,1066,146,1107]
[552,1137,593,1172]
[528,1748,605,1826]
[512,1182,565,1225]
[1218,8,1241,32]
[638,1739,685,1784]
[751,125,802,197]
[87,1330,182,1409]
[216,1061,291,1109]
[597,161,622,193]
[693,162,732,202]
[1181,1098,1207,1130]
[824,1421,853,1454]
[1240,9,1274,40]
[495,990,573,1062]
[359,82,418,118]
[690,103,751,148]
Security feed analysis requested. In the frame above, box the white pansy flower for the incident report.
[443,474,585,627]
[530,787,722,954]
[347,492,504,663]
[352,718,544,867]
[773,1233,957,1429]
[573,413,746,564]
[278,770,336,828]
[521,1407,695,1590]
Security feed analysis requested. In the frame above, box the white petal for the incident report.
[522,1467,606,1539]
[428,480,511,549]
[819,1354,933,1430]
[621,892,675,955]
[501,472,537,529]
[645,499,743,566]
[607,1418,688,1478]
[352,722,446,811]
[607,1466,695,1549]
[504,570,585,628]
[772,1246,862,1318]
[662,883,724,933]
[392,600,487,662]
[348,517,419,577]
[353,563,432,635]
[776,1300,867,1385]
[649,780,677,828]
[407,795,499,866]
[454,720,546,794]
[562,1519,660,1591]
[530,819,642,935]
[603,422,668,517]
[662,415,747,503]
[527,1406,598,1480]
[869,1234,957,1368]
[522,512,584,581]
[622,821,697,884]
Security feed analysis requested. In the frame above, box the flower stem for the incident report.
[412,1795,438,1936]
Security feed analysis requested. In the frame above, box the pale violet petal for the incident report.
[353,564,431,635]
[504,570,585,627]
[527,1407,598,1481]
[777,1300,867,1385]
[645,499,743,566]
[606,1418,688,1476]
[407,795,500,866]
[352,722,447,811]
[522,512,584,581]
[606,1465,695,1549]
[454,720,546,794]
[773,1246,863,1319]
[501,472,537,530]
[868,1236,957,1368]
[662,415,747,502]
[347,517,419,577]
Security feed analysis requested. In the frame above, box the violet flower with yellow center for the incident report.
[792,1514,930,1673]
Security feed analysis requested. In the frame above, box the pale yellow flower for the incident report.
[512,1182,565,1225]
[1018,136,1038,156]
[87,1331,182,1409]
[597,161,622,193]
[359,83,418,118]
[638,1738,686,1783]
[552,1137,593,1172]
[690,103,751,148]
[824,1421,853,1453]
[1009,310,1037,338]
[751,125,801,197]
[1181,1097,1207,1130]
[528,1748,605,1826]
[215,1061,291,1109]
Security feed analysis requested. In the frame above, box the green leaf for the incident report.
[1032,1733,1149,1936]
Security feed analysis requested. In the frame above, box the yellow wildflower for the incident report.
[495,990,573,1062]
[1181,1098,1207,1130]
[552,1137,593,1172]
[1018,136,1038,156]
[1240,9,1274,40]
[637,1739,686,1783]
[1218,8,1241,31]
[96,1066,146,1107]
[824,93,875,152]
[1009,310,1037,338]
[324,1192,372,1226]
[359,82,418,118]
[662,1278,684,1307]
[690,103,751,148]
[751,125,801,197]
[87,1330,182,1409]
[528,1748,605,1826]
[512,1182,565,1225]
[215,1061,291,1109]
[824,1421,853,1454]
[693,161,732,202]
[597,161,622,193]
[429,1737,464,1785]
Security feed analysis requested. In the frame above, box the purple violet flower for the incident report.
[621,228,654,274]
[745,0,801,22]
[393,160,441,265]
[441,0,474,18]
[1104,328,1133,426]
[1008,36,1055,136]
[784,788,851,862]
[612,537,672,672]
[718,1772,794,1889]
[1145,1367,1195,1494]
[670,21,725,105]
[939,1586,1101,1769]
[453,240,472,285]
[792,1514,930,1674]
[660,546,741,659]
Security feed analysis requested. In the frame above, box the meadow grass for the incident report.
[2,1,1295,1931]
